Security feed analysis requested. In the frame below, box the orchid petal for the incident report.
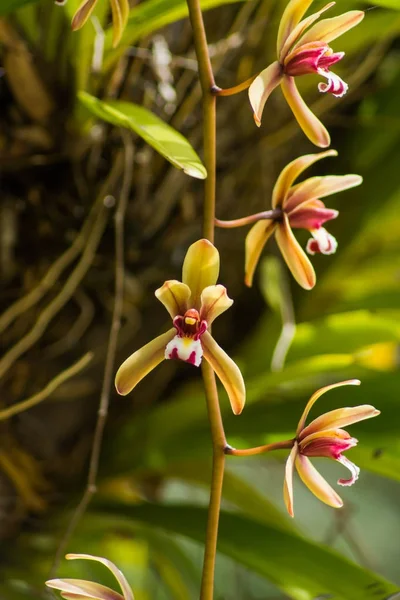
[155,280,191,319]
[299,431,357,458]
[277,0,314,56]
[337,455,360,486]
[272,150,337,209]
[296,379,360,434]
[275,214,316,290]
[306,227,337,255]
[45,579,124,600]
[302,405,381,439]
[295,454,343,508]
[279,2,335,61]
[71,0,97,30]
[115,329,175,395]
[200,285,233,325]
[201,331,245,415]
[65,555,134,600]
[285,174,362,211]
[182,239,220,309]
[281,76,331,148]
[298,11,365,46]
[244,220,277,287]
[284,443,298,517]
[289,205,338,230]
[248,62,283,127]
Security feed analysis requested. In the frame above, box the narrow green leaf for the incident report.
[95,502,399,600]
[78,91,207,179]
[0,0,38,15]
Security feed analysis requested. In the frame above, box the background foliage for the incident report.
[0,0,400,598]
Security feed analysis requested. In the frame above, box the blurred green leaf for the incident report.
[365,0,400,8]
[78,92,207,179]
[158,460,293,530]
[95,502,399,600]
[0,0,39,14]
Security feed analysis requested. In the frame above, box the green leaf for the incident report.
[0,0,38,15]
[364,0,400,8]
[156,459,293,531]
[78,91,207,179]
[94,502,399,600]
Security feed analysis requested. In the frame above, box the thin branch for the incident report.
[0,352,93,421]
[215,209,281,229]
[50,132,134,576]
[211,74,256,97]
[225,439,294,457]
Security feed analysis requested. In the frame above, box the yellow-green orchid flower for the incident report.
[245,150,362,289]
[216,150,362,290]
[284,380,380,517]
[115,239,245,415]
[249,0,364,146]
[46,554,135,600]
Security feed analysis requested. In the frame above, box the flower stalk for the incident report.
[186,1,225,598]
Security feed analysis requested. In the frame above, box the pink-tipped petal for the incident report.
[248,62,283,127]
[275,214,316,290]
[182,239,220,309]
[277,0,314,56]
[201,331,245,415]
[289,204,338,230]
[245,220,277,287]
[272,149,337,209]
[65,555,134,600]
[115,329,175,395]
[200,285,233,324]
[306,228,337,255]
[296,379,360,434]
[285,174,362,211]
[299,431,357,458]
[298,11,365,46]
[165,335,203,366]
[279,2,336,61]
[281,76,331,148]
[302,404,380,438]
[337,455,360,486]
[295,454,343,508]
[45,579,124,600]
[155,280,191,319]
[71,0,98,30]
[284,443,298,517]
[317,69,348,97]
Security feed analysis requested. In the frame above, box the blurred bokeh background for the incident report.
[1,0,400,598]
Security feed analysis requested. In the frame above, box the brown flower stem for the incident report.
[215,209,282,229]
[211,75,257,97]
[186,1,225,598]
[225,439,294,457]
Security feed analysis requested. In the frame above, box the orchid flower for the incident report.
[248,0,364,147]
[245,149,362,289]
[115,239,245,415]
[284,380,380,517]
[46,553,135,600]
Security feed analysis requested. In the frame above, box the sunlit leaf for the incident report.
[78,91,207,179]
[94,502,399,600]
